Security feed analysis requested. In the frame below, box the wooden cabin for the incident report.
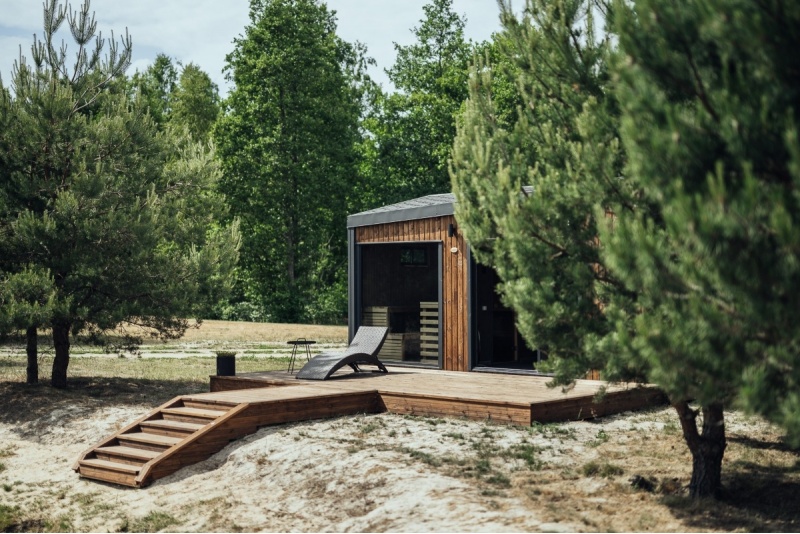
[347,192,544,373]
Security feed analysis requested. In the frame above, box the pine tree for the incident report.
[0,267,58,384]
[170,63,220,141]
[601,0,800,497]
[451,0,633,381]
[454,0,800,499]
[0,0,239,388]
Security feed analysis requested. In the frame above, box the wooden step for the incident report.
[140,419,204,437]
[161,406,228,424]
[117,432,182,451]
[78,458,140,487]
[94,445,160,466]
[181,399,238,411]
[80,458,141,474]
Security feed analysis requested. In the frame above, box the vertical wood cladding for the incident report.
[354,215,469,372]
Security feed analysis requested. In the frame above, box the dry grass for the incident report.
[169,319,348,344]
[0,319,349,365]
[498,410,800,532]
[0,319,346,404]
[0,354,290,393]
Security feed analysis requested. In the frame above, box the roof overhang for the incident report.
[347,193,455,228]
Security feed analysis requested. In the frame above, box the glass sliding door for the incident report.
[358,243,440,365]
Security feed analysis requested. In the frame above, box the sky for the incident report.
[0,1,506,95]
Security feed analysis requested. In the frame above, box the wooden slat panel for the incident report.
[380,394,530,426]
[531,388,668,424]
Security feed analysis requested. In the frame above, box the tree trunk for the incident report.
[674,400,726,498]
[26,326,38,385]
[51,322,71,389]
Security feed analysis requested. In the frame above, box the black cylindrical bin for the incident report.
[215,353,236,376]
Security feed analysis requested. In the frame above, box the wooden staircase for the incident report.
[74,396,252,487]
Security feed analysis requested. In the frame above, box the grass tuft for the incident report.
[0,505,20,531]
[129,511,179,533]
[582,461,624,478]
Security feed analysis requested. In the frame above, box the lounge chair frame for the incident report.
[296,326,389,380]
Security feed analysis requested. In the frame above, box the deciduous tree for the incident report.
[170,62,220,141]
[128,53,177,128]
[364,0,474,203]
[214,0,363,323]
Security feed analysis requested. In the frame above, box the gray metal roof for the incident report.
[347,187,533,229]
[347,193,456,228]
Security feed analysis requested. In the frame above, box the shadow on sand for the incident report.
[0,377,207,426]
[663,440,800,533]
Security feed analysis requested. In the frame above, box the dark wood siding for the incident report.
[354,215,469,371]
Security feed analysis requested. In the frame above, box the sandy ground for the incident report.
[0,318,798,532]
[1,387,799,532]
[1,400,575,532]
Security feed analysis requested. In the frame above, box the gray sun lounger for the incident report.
[296,326,389,380]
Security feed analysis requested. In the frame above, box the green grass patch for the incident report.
[590,430,610,447]
[128,511,179,533]
[486,472,512,487]
[529,421,577,440]
[503,442,544,470]
[401,447,442,467]
[663,420,680,435]
[0,505,20,531]
[44,515,75,532]
[360,421,382,434]
[474,458,491,474]
[582,461,624,478]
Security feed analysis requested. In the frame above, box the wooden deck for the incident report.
[208,367,666,425]
[75,367,666,487]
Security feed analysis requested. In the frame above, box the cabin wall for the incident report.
[354,215,470,371]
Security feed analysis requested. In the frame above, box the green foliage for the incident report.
[170,63,221,141]
[0,0,239,386]
[451,0,634,382]
[128,56,220,143]
[0,266,58,332]
[0,505,21,532]
[363,0,475,204]
[602,0,800,445]
[454,0,800,498]
[215,0,365,323]
[129,53,178,128]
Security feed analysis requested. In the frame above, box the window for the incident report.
[400,247,428,266]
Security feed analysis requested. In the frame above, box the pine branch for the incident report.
[681,41,720,123]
